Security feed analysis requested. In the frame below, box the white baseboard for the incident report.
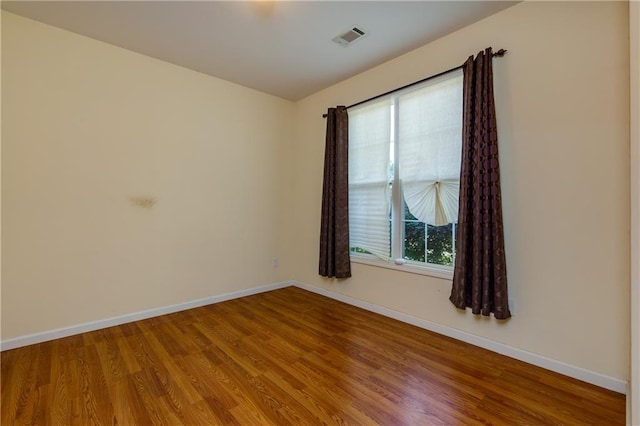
[0,281,290,352]
[290,280,628,395]
[1,279,627,395]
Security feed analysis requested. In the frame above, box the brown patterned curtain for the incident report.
[450,48,510,319]
[319,106,351,278]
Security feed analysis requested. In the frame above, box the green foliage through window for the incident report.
[403,202,455,266]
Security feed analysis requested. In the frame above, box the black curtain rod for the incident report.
[323,48,507,118]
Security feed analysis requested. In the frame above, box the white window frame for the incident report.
[349,70,462,280]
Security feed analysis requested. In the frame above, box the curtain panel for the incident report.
[319,106,351,278]
[450,48,511,319]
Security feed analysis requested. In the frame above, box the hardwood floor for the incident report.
[1,286,625,425]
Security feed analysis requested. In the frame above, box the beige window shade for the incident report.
[348,99,392,260]
[398,70,463,226]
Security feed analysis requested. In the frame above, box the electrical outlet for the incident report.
[272,257,279,268]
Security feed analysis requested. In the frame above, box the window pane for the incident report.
[403,221,425,262]
[426,223,454,266]
[348,70,461,270]
[404,205,418,221]
[350,247,372,255]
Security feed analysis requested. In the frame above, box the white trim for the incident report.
[0,281,290,351]
[351,254,454,280]
[291,280,628,394]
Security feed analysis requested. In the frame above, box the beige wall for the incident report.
[0,11,3,341]
[1,12,294,339]
[292,1,630,381]
[630,0,639,421]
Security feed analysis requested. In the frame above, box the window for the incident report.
[348,69,463,274]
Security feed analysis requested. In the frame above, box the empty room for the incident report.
[2,1,638,425]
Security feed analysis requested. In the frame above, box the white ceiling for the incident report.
[2,1,518,101]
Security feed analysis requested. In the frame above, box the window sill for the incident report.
[350,255,454,280]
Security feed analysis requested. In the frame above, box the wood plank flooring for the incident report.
[1,286,626,425]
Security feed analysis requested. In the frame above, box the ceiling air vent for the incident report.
[332,26,366,47]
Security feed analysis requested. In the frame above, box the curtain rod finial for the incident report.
[493,48,507,57]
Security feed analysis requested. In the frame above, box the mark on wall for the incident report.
[129,196,157,209]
